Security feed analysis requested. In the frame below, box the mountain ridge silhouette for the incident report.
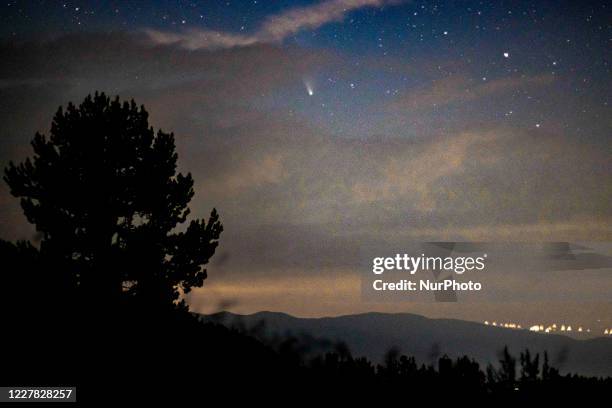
[202,310,612,377]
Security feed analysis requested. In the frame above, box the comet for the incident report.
[303,79,314,96]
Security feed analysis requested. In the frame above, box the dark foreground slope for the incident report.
[2,307,610,403]
[205,311,612,378]
[2,311,292,403]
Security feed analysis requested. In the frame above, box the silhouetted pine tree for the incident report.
[3,92,222,315]
[520,349,540,382]
[498,346,517,389]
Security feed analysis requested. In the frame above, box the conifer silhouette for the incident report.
[4,92,222,314]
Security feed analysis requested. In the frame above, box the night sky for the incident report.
[0,1,610,330]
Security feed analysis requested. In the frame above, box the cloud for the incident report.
[351,132,497,212]
[1,32,610,282]
[145,0,403,50]
[144,29,259,50]
[390,74,556,111]
[1,31,610,319]
[258,0,401,41]
[204,153,288,196]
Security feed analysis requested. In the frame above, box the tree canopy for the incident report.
[4,92,222,313]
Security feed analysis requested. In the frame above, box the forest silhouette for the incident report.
[1,93,609,403]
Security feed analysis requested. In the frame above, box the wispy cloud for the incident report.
[257,0,401,41]
[146,0,403,50]
[145,29,259,50]
[390,74,556,111]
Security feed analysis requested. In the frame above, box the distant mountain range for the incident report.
[202,311,612,377]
